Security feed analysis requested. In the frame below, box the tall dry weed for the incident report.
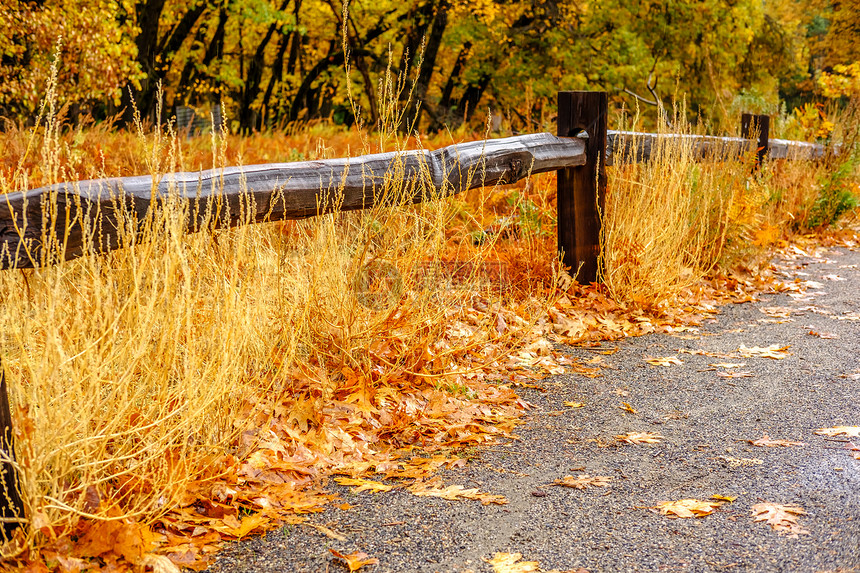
[600,107,761,306]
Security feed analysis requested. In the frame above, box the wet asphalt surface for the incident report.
[207,247,860,573]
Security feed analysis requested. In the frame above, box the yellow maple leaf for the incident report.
[334,477,393,493]
[616,431,663,444]
[654,498,723,518]
[751,503,809,536]
[814,426,860,438]
[552,474,612,489]
[564,401,585,408]
[330,549,379,571]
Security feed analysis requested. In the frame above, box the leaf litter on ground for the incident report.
[552,475,612,490]
[616,432,663,445]
[751,503,810,536]
[652,498,726,518]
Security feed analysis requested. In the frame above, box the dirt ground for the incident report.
[207,245,860,573]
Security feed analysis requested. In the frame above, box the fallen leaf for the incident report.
[751,503,809,536]
[847,442,860,460]
[759,307,794,318]
[409,483,508,505]
[564,401,585,409]
[644,356,683,366]
[719,455,763,468]
[717,371,754,379]
[484,552,540,573]
[814,426,860,438]
[738,344,791,359]
[330,549,379,571]
[619,402,637,414]
[616,432,663,445]
[653,499,723,518]
[710,494,737,502]
[807,330,838,339]
[334,477,394,493]
[142,554,182,573]
[710,362,746,368]
[305,523,347,541]
[552,474,612,490]
[750,435,805,448]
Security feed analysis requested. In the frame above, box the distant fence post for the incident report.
[0,362,24,541]
[741,113,770,168]
[557,91,608,284]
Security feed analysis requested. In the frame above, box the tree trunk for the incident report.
[402,0,448,132]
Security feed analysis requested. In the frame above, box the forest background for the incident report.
[1,0,859,134]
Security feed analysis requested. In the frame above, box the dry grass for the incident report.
[599,102,859,307]
[0,71,547,559]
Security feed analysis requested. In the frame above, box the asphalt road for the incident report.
[207,245,860,573]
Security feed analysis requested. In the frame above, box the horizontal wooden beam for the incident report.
[0,133,586,269]
[606,131,825,165]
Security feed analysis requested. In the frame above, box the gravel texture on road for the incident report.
[206,247,860,573]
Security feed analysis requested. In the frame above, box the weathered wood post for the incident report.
[741,113,770,169]
[557,91,608,284]
[1,361,24,541]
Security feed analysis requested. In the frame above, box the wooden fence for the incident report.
[0,91,828,537]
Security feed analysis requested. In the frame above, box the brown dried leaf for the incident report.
[409,483,508,505]
[330,549,380,571]
[717,370,754,379]
[616,432,663,445]
[814,426,860,438]
[653,498,723,518]
[751,502,809,536]
[750,435,805,448]
[552,474,612,490]
[738,344,791,359]
[644,356,683,367]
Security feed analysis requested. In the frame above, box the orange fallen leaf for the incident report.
[619,402,637,414]
[750,435,805,448]
[616,432,663,444]
[710,362,746,369]
[751,503,809,536]
[807,330,838,339]
[552,474,612,489]
[564,401,585,409]
[814,426,860,438]
[653,498,723,518]
[330,549,379,571]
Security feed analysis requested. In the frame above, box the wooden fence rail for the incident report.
[0,91,833,539]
